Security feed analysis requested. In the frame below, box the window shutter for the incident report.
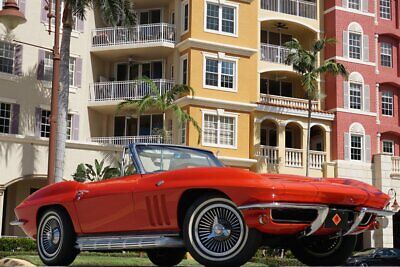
[18,0,26,14]
[342,0,348,8]
[343,81,349,109]
[13,44,23,76]
[78,18,84,33]
[343,31,349,58]
[75,58,82,88]
[362,0,368,13]
[364,135,371,162]
[41,0,48,23]
[363,84,370,112]
[37,49,45,80]
[72,114,80,140]
[363,35,369,62]
[11,104,20,135]
[35,107,42,137]
[344,133,350,160]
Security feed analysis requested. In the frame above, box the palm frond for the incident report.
[171,104,202,144]
[312,38,336,54]
[315,60,348,79]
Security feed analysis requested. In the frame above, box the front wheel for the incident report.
[147,248,186,266]
[290,235,357,266]
[183,195,261,267]
[37,208,78,266]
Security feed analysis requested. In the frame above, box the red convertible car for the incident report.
[12,144,393,266]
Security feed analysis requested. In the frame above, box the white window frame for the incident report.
[203,52,238,92]
[0,102,12,134]
[382,140,394,155]
[202,109,238,149]
[348,0,361,10]
[380,42,392,67]
[69,57,76,87]
[382,90,394,116]
[204,0,238,37]
[350,134,364,161]
[181,0,189,35]
[66,114,73,140]
[180,54,188,85]
[180,122,187,145]
[349,82,363,110]
[348,31,362,60]
[380,0,391,19]
[0,40,15,74]
[40,109,51,138]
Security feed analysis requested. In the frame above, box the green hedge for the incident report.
[0,237,36,252]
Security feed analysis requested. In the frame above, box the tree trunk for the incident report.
[54,6,73,183]
[162,111,166,143]
[306,98,312,177]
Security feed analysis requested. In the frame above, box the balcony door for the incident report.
[261,30,292,46]
[139,9,161,24]
[114,117,138,137]
[261,79,293,97]
[114,115,163,137]
[116,61,163,81]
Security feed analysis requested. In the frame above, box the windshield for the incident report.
[133,145,222,173]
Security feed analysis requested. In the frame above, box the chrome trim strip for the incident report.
[344,208,395,235]
[305,206,330,236]
[364,208,395,217]
[344,208,367,236]
[76,234,184,251]
[10,220,25,226]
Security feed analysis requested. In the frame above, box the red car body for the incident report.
[15,167,390,239]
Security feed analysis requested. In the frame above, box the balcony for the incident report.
[261,0,317,20]
[260,43,290,65]
[89,79,174,104]
[91,135,170,146]
[260,94,319,110]
[392,156,400,177]
[257,146,327,170]
[91,23,176,58]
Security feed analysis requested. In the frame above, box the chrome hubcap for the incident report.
[194,203,244,257]
[39,215,63,258]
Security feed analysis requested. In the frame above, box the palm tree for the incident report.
[118,78,202,143]
[285,38,348,176]
[54,0,135,182]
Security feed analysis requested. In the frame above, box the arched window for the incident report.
[344,123,371,162]
[344,72,370,112]
[343,22,369,62]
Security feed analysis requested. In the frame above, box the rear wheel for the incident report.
[183,195,261,267]
[290,235,357,266]
[147,248,186,266]
[37,208,78,266]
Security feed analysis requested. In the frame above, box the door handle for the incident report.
[75,190,89,201]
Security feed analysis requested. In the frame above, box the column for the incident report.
[376,83,380,124]
[0,187,5,237]
[325,130,332,163]
[302,128,308,170]
[375,34,379,74]
[278,122,286,168]
[377,132,381,154]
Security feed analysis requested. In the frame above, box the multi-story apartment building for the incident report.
[0,0,398,249]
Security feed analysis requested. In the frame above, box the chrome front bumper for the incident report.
[238,202,395,237]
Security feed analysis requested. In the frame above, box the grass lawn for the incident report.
[2,252,273,266]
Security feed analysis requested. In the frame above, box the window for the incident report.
[349,83,362,110]
[381,42,392,67]
[351,135,363,161]
[349,33,362,59]
[69,57,76,86]
[40,110,51,138]
[383,140,394,155]
[348,0,361,10]
[205,2,237,35]
[203,113,236,148]
[380,0,391,19]
[66,114,72,140]
[182,0,189,34]
[180,55,188,85]
[382,91,393,116]
[180,122,186,145]
[204,56,236,91]
[44,51,53,81]
[0,102,11,134]
[0,41,15,74]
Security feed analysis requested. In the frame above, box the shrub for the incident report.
[0,237,36,252]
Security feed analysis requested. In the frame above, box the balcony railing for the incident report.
[285,148,303,167]
[392,156,400,177]
[260,94,319,110]
[257,145,279,165]
[91,23,176,48]
[260,43,290,64]
[91,135,167,146]
[89,79,174,102]
[309,151,326,169]
[261,0,317,19]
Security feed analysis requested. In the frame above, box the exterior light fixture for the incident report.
[388,188,399,213]
[0,0,26,30]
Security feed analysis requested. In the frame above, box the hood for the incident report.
[257,173,390,209]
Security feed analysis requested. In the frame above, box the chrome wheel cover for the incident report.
[189,199,247,261]
[39,214,63,259]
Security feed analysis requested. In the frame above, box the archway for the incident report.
[285,122,302,149]
[261,119,279,147]
[310,125,325,152]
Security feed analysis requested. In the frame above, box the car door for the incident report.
[73,175,139,234]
